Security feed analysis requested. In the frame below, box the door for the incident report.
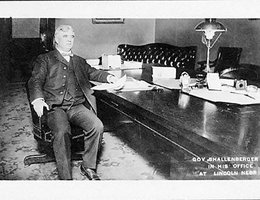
[0,18,55,83]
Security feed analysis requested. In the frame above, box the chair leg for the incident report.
[24,153,83,166]
[24,134,85,166]
[24,153,56,166]
[23,137,106,166]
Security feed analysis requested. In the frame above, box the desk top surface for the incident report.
[95,65,260,171]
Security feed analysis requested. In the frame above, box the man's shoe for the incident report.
[80,165,100,180]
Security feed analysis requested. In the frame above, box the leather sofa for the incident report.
[117,43,197,77]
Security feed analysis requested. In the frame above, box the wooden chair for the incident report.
[24,84,85,166]
[219,66,258,81]
[197,47,242,73]
[24,82,130,166]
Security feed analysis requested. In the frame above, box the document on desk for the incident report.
[152,78,197,90]
[184,87,260,105]
[153,78,181,89]
[91,75,127,91]
[91,75,155,92]
[119,77,155,92]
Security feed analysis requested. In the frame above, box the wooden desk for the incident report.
[94,65,260,180]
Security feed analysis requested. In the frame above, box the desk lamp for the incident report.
[195,19,227,73]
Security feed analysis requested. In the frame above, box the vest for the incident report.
[62,59,85,107]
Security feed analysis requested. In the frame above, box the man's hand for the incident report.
[32,99,49,117]
[107,75,119,84]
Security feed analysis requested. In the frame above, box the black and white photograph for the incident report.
[1,1,260,199]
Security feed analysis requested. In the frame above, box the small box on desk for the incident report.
[102,54,121,69]
[152,66,176,78]
[122,61,143,69]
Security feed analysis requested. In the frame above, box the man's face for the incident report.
[55,29,75,52]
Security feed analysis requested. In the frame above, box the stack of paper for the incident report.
[120,77,155,91]
[153,78,197,90]
[153,78,181,90]
[91,75,126,91]
[121,61,143,69]
[91,75,155,92]
[102,54,121,69]
[184,87,260,105]
[152,66,176,78]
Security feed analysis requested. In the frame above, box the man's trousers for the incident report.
[47,104,103,180]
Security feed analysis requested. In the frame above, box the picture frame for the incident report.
[92,18,125,24]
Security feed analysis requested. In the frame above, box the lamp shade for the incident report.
[195,19,226,40]
[195,18,227,33]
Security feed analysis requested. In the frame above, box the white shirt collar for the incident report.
[56,47,72,62]
[56,47,72,55]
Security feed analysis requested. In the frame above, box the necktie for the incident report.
[61,52,73,57]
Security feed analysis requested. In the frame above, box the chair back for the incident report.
[220,67,258,81]
[214,47,242,73]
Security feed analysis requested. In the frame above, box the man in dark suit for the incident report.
[28,25,118,180]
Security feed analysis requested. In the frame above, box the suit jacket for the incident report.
[28,49,111,113]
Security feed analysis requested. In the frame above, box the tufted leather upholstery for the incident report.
[117,43,197,72]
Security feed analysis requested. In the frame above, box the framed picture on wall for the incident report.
[92,18,125,24]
